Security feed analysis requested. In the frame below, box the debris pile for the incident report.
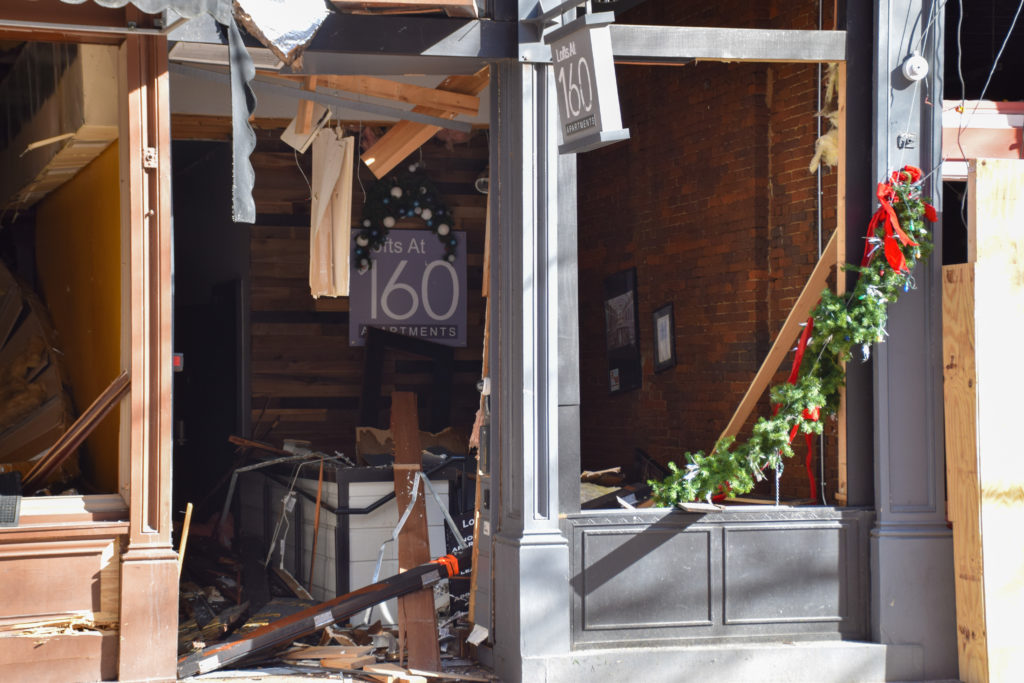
[176,425,491,682]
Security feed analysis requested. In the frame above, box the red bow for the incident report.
[861,170,920,274]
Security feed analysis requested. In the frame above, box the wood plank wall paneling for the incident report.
[245,125,488,460]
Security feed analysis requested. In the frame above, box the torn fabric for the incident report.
[226,16,257,222]
[59,0,233,23]
[309,130,354,298]
[58,0,257,223]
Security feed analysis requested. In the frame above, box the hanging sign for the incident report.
[349,229,467,347]
[545,13,630,154]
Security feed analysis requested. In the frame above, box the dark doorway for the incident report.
[171,141,250,518]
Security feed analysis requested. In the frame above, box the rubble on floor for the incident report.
[178,525,494,682]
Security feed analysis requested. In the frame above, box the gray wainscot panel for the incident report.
[564,507,873,649]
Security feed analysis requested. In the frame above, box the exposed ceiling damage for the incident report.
[0,42,117,215]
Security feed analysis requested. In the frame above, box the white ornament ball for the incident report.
[437,223,450,236]
[362,219,371,228]
[421,209,433,221]
[414,206,422,215]
[356,235,369,247]
[409,164,418,173]
[390,186,403,199]
[383,216,396,228]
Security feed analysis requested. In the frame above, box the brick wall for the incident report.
[576,0,840,501]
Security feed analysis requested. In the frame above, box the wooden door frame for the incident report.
[0,4,177,680]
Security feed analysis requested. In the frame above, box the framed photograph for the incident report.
[652,303,676,373]
[603,268,642,393]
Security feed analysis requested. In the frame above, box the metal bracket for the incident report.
[143,147,158,169]
[519,0,590,63]
[896,133,917,150]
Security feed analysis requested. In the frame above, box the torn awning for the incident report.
[233,0,331,65]
[58,0,259,222]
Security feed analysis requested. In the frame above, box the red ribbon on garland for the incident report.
[860,165,937,275]
[721,165,938,505]
[771,316,819,503]
[861,181,918,273]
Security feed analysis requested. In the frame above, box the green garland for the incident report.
[650,166,937,506]
[353,164,457,272]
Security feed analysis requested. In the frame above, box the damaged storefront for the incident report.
[6,1,1021,682]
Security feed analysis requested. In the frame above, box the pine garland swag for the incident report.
[650,165,938,506]
[353,165,457,271]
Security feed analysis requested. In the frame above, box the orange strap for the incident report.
[434,554,459,577]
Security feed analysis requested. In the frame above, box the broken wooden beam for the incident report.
[295,76,319,136]
[23,371,129,491]
[362,67,489,179]
[317,75,479,116]
[282,645,374,660]
[176,549,468,678]
[391,391,442,671]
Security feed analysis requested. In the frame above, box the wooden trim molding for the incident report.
[17,494,129,524]
[119,34,173,547]
[116,31,178,683]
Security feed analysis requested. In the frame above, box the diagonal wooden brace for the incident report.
[714,230,838,451]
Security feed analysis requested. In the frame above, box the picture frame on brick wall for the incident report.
[603,268,642,394]
[652,303,676,373]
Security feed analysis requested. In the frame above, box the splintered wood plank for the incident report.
[283,645,374,660]
[362,68,489,179]
[296,76,319,136]
[320,654,378,669]
[715,230,838,449]
[390,391,442,672]
[467,287,490,622]
[315,76,479,117]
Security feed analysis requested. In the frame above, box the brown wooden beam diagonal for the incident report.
[715,230,838,450]
[22,372,130,491]
[362,67,489,179]
[268,74,481,117]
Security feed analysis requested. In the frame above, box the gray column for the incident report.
[489,56,573,682]
[558,152,581,516]
[869,2,956,678]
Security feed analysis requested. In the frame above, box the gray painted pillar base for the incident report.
[870,527,956,679]
[492,531,572,681]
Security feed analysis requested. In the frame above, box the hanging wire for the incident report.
[975,0,1024,105]
[952,0,1024,224]
[356,121,367,202]
[912,0,947,56]
[294,147,312,201]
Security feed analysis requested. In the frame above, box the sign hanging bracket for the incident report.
[542,9,629,154]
